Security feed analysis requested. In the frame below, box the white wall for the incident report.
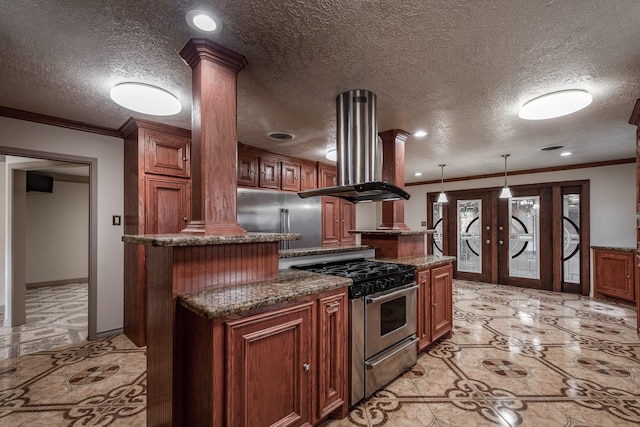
[26,180,89,284]
[402,163,636,248]
[0,161,5,307]
[0,117,124,334]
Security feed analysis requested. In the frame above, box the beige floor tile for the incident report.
[319,401,371,427]
[365,399,436,426]
[426,401,512,427]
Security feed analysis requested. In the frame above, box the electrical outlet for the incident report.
[112,215,121,226]
[421,221,427,227]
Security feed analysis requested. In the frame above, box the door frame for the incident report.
[1,146,97,339]
[427,180,590,295]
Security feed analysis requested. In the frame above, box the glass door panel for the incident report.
[432,202,443,255]
[457,199,482,273]
[563,193,581,284]
[508,196,540,279]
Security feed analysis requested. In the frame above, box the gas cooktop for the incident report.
[293,258,415,299]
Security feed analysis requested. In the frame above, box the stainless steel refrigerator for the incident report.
[237,188,322,249]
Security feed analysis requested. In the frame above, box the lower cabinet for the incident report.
[416,263,453,352]
[180,288,348,427]
[593,248,636,302]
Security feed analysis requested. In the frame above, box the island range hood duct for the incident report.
[298,90,410,203]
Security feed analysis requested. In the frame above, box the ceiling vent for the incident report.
[268,131,295,141]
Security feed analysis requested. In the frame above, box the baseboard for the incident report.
[26,277,88,289]
[95,328,124,340]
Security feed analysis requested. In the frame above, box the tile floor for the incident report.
[0,283,88,361]
[0,280,638,426]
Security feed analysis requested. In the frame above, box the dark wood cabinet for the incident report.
[226,302,314,427]
[319,163,337,188]
[237,150,258,187]
[259,155,281,189]
[416,269,431,352]
[143,129,190,178]
[281,160,301,192]
[301,162,318,191]
[181,288,348,427]
[416,263,453,352]
[431,264,453,341]
[121,118,191,347]
[145,177,190,234]
[322,197,356,246]
[316,292,348,421]
[593,248,635,302]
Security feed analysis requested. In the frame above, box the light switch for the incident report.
[112,215,121,226]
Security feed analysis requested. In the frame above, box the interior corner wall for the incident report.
[26,180,89,285]
[0,116,124,335]
[0,160,6,308]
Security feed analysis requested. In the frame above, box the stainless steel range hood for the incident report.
[298,90,410,203]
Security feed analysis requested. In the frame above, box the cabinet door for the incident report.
[319,164,337,188]
[416,269,431,352]
[144,130,190,178]
[317,292,348,420]
[281,161,301,192]
[322,197,341,245]
[300,163,318,191]
[260,156,281,189]
[145,177,190,234]
[340,201,356,244]
[431,264,453,341]
[238,151,258,187]
[226,303,314,427]
[594,250,635,302]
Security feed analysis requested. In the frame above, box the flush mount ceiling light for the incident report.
[110,83,181,116]
[414,172,422,177]
[186,10,223,34]
[437,164,448,203]
[560,151,573,157]
[518,89,592,120]
[413,130,428,138]
[499,154,512,199]
[325,149,337,161]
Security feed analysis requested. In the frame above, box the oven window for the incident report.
[380,296,407,335]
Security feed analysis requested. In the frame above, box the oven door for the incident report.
[364,283,418,359]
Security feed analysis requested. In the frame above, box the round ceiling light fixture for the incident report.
[518,89,592,120]
[186,10,223,34]
[110,83,181,116]
[325,149,337,161]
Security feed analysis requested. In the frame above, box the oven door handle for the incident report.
[365,335,419,370]
[365,283,418,304]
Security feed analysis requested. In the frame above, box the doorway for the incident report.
[427,181,589,294]
[0,147,97,350]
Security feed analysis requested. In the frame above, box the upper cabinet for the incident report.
[143,129,191,178]
[237,143,319,192]
[319,162,337,188]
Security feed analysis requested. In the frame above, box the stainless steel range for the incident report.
[294,258,418,406]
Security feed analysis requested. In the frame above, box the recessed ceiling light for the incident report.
[560,151,572,156]
[414,172,422,176]
[110,83,181,116]
[325,149,337,161]
[519,89,592,120]
[413,130,428,137]
[186,10,223,34]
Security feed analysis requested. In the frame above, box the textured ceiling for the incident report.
[0,0,638,183]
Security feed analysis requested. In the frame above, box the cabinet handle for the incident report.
[182,157,188,161]
[326,301,340,308]
[303,363,311,371]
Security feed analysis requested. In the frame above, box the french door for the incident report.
[427,181,589,294]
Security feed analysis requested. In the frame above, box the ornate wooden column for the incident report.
[378,129,410,230]
[179,39,247,235]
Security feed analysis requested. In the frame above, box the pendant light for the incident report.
[437,164,448,203]
[499,154,512,199]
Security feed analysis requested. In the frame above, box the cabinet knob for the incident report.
[486,239,491,244]
[294,176,298,180]
[433,303,437,308]
[182,157,188,161]
[183,217,188,222]
[303,363,311,371]
[336,220,339,223]
[498,240,504,245]
[628,275,632,278]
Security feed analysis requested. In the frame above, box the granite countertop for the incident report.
[279,245,375,258]
[591,246,637,253]
[378,254,456,269]
[348,229,435,236]
[122,232,300,247]
[177,269,351,319]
